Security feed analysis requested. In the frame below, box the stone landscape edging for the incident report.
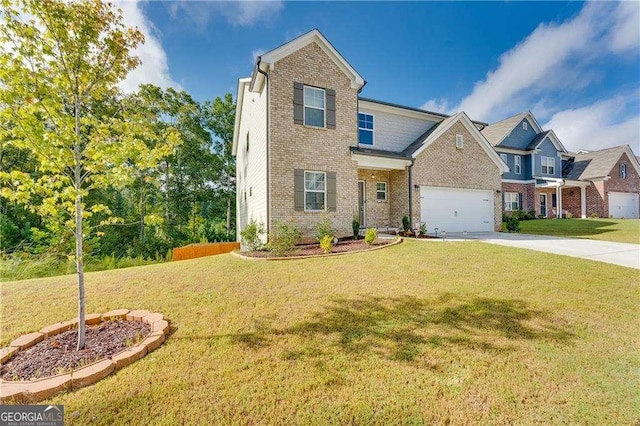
[0,309,169,404]
[231,237,403,261]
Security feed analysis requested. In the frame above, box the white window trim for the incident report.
[455,133,464,149]
[541,156,555,175]
[523,121,528,131]
[514,155,521,174]
[500,153,508,165]
[376,181,388,202]
[504,192,520,211]
[620,163,627,179]
[303,86,325,128]
[358,112,375,145]
[304,170,326,212]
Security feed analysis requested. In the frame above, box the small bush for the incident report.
[566,212,573,219]
[589,212,599,219]
[352,218,360,238]
[320,235,333,254]
[419,223,427,236]
[528,209,537,219]
[504,216,521,233]
[364,228,377,245]
[402,216,410,231]
[240,219,265,251]
[314,216,333,242]
[267,220,301,256]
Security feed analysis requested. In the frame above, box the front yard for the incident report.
[519,218,640,244]
[1,240,638,424]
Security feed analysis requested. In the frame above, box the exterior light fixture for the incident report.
[434,227,439,238]
[441,230,446,240]
[463,230,468,240]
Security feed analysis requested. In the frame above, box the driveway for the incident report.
[465,232,640,269]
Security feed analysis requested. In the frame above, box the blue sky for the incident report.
[118,1,640,152]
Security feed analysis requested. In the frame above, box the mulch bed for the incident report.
[1,320,150,381]
[244,239,393,258]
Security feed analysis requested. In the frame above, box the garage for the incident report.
[608,192,639,219]
[420,186,494,233]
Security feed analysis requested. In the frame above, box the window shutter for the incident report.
[293,82,303,125]
[294,169,304,211]
[327,171,336,211]
[518,193,523,209]
[326,89,336,129]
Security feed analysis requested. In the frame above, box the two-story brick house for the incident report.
[232,30,509,241]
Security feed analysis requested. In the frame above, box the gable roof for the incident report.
[526,129,567,153]
[250,29,365,92]
[481,111,543,147]
[563,145,640,180]
[408,112,509,173]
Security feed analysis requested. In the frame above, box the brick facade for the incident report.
[269,42,359,237]
[410,121,503,231]
[357,169,391,227]
[501,182,536,214]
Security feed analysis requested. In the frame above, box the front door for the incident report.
[539,194,547,217]
[357,180,366,226]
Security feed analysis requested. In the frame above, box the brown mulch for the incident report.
[2,320,150,381]
[244,238,393,258]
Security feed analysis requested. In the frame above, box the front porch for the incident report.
[535,178,590,218]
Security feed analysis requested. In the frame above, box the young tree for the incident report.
[0,0,179,349]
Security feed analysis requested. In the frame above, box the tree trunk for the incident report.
[74,96,86,351]
[226,196,231,241]
[139,184,146,241]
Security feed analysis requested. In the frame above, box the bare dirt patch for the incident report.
[2,320,150,381]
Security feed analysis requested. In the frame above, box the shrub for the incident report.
[352,218,360,238]
[528,209,537,220]
[320,235,334,254]
[419,223,427,236]
[314,215,333,242]
[364,228,377,246]
[504,216,521,233]
[267,220,301,256]
[566,212,573,219]
[240,219,265,251]
[589,212,599,219]
[402,216,410,231]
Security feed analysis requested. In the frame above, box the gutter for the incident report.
[256,58,271,235]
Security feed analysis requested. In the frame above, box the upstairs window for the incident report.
[304,171,326,211]
[619,163,627,179]
[376,182,387,201]
[358,113,374,145]
[523,121,528,131]
[304,86,325,128]
[514,155,521,174]
[541,156,555,175]
[455,134,464,149]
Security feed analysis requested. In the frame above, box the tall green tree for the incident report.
[204,93,236,239]
[0,0,179,349]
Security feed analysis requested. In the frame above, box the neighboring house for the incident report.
[232,29,508,241]
[482,111,640,219]
[562,145,640,219]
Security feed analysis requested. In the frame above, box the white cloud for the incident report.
[250,49,266,64]
[608,1,640,54]
[168,1,284,30]
[419,98,450,114]
[543,96,640,152]
[116,1,180,93]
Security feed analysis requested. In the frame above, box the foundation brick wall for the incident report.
[389,169,409,228]
[357,169,391,227]
[269,42,359,237]
[410,121,503,231]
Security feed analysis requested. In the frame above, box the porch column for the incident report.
[580,186,586,218]
[556,184,562,218]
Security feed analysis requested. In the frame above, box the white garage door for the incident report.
[420,186,494,233]
[608,192,639,219]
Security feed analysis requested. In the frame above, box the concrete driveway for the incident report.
[465,232,640,269]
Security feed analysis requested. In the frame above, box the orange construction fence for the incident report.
[172,241,240,261]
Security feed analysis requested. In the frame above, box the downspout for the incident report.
[256,59,270,235]
[408,162,413,228]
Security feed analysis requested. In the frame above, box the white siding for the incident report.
[358,106,438,152]
[236,85,268,243]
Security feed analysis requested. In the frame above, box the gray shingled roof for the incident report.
[401,122,443,156]
[526,130,551,150]
[481,112,528,146]
[563,145,629,180]
[349,146,411,160]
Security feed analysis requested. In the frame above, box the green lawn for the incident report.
[2,240,638,424]
[519,218,640,244]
